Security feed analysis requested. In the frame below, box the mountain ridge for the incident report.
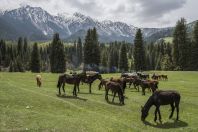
[0,5,197,42]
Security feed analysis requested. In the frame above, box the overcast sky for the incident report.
[0,0,197,28]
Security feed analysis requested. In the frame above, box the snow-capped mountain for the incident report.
[0,5,176,42]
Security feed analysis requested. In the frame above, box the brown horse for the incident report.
[57,72,86,96]
[105,81,125,105]
[36,75,42,87]
[98,78,109,90]
[141,90,180,122]
[110,77,127,93]
[81,73,102,93]
[140,80,158,95]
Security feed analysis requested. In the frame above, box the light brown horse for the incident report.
[36,75,42,87]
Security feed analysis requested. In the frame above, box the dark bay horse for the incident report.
[57,72,86,96]
[81,73,102,93]
[105,81,125,105]
[141,90,180,122]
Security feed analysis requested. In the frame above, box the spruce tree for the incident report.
[50,33,66,73]
[108,49,114,73]
[191,21,198,70]
[119,43,128,72]
[76,37,83,66]
[133,29,146,71]
[17,37,23,57]
[31,43,40,73]
[84,29,92,69]
[92,27,100,66]
[173,18,189,70]
[84,28,100,71]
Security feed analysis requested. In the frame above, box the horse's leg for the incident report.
[169,103,175,119]
[89,83,92,93]
[112,92,116,103]
[129,82,132,88]
[77,83,80,93]
[154,106,158,122]
[58,84,61,95]
[157,107,162,122]
[105,89,109,101]
[118,93,121,103]
[62,83,65,96]
[176,103,180,120]
[74,85,77,96]
[142,87,145,95]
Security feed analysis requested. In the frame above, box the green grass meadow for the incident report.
[0,71,198,131]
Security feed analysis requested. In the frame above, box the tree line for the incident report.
[0,18,198,73]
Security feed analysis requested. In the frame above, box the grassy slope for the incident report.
[163,37,173,44]
[0,71,198,131]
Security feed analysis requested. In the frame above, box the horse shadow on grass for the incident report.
[106,100,124,106]
[143,119,188,129]
[78,92,103,96]
[56,94,87,101]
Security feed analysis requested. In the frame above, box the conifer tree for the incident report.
[119,43,128,72]
[133,29,146,71]
[77,37,83,66]
[31,43,40,73]
[84,28,100,70]
[50,33,66,73]
[173,18,189,70]
[191,21,198,70]
[17,37,23,57]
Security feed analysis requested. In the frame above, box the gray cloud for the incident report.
[133,0,186,21]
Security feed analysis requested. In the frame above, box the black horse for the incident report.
[81,73,102,93]
[57,72,86,96]
[141,90,181,122]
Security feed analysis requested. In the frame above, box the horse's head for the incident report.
[97,74,102,80]
[141,106,149,121]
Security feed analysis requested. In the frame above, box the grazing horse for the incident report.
[57,72,86,96]
[36,75,42,87]
[81,73,102,93]
[151,74,160,80]
[105,81,125,105]
[110,77,127,93]
[140,80,158,95]
[98,78,109,90]
[161,75,168,80]
[141,90,180,122]
[137,73,149,80]
[132,77,142,91]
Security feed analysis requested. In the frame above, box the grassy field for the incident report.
[0,71,198,131]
